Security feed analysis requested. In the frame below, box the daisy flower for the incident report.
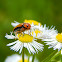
[39,25,58,39]
[5,20,44,54]
[5,54,38,62]
[42,29,62,54]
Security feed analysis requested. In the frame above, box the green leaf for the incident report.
[50,51,61,62]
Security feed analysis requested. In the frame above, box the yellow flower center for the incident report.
[18,59,31,62]
[31,29,42,37]
[18,34,33,43]
[24,19,41,25]
[56,33,62,43]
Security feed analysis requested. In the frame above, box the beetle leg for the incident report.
[15,32,17,36]
[15,31,22,37]
[30,30,32,36]
[19,32,22,37]
[23,32,25,36]
[14,32,17,40]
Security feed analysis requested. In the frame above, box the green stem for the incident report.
[60,49,62,61]
[32,54,35,62]
[28,51,30,62]
[28,56,29,62]
[22,47,24,62]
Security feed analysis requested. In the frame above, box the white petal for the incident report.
[34,57,38,62]
[32,32,36,37]
[19,43,23,54]
[10,41,22,52]
[11,41,22,52]
[24,43,31,54]
[33,41,44,51]
[11,21,20,27]
[42,39,55,41]
[61,49,62,55]
[5,33,16,39]
[29,56,32,61]
[48,46,54,49]
[53,42,61,51]
[37,33,42,38]
[30,43,38,53]
[45,41,57,45]
[28,43,36,54]
[5,54,21,62]
[7,41,18,46]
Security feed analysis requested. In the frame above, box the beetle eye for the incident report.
[27,25,28,27]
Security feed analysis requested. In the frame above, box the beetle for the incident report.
[13,23,31,35]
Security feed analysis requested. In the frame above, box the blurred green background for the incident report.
[0,0,62,62]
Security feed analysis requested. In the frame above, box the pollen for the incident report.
[18,59,31,62]
[24,19,41,25]
[56,33,62,43]
[18,34,33,43]
[32,29,42,37]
